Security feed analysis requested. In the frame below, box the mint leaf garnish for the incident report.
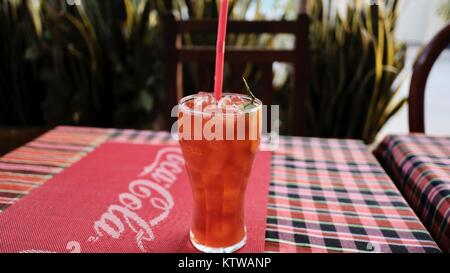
[242,77,258,110]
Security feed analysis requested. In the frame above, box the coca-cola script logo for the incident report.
[20,146,185,253]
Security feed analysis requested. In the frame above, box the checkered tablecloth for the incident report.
[375,134,450,252]
[0,127,441,253]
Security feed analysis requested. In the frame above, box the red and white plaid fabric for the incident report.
[0,127,442,253]
[375,134,450,252]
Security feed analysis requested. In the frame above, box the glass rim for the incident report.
[178,92,263,116]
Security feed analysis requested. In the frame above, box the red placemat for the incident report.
[0,142,271,253]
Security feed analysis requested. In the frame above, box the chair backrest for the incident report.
[162,13,310,136]
[409,23,450,133]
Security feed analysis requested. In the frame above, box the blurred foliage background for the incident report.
[0,0,407,143]
[0,0,47,126]
[440,0,450,21]
[1,0,164,129]
[41,0,164,129]
[306,0,406,142]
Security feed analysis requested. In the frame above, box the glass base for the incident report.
[190,230,247,253]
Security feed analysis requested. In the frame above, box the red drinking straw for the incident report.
[213,0,229,101]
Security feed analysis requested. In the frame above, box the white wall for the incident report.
[396,0,447,44]
[379,48,450,139]
[333,0,448,45]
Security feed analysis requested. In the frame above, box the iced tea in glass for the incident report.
[178,92,262,253]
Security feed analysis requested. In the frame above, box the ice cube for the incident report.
[218,97,231,108]
[230,96,246,105]
[194,92,216,110]
[218,96,245,114]
[218,96,245,108]
[224,105,242,114]
[204,104,220,113]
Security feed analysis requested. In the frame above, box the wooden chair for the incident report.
[162,12,310,136]
[409,23,450,133]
